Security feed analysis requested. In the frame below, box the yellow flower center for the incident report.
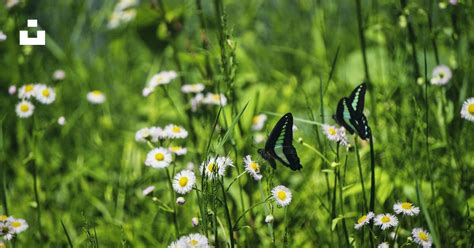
[42,89,50,97]
[401,202,412,210]
[249,162,260,172]
[381,216,390,223]
[179,176,188,187]
[468,103,474,114]
[207,163,217,172]
[155,153,164,161]
[328,127,337,136]
[25,84,34,92]
[418,231,429,241]
[172,126,181,133]
[170,146,180,152]
[252,116,260,125]
[190,239,198,246]
[0,215,7,221]
[92,90,102,96]
[11,221,21,228]
[212,94,220,101]
[20,103,29,112]
[277,191,287,201]
[357,215,367,224]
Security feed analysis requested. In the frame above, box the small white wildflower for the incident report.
[34,84,56,104]
[172,170,196,194]
[192,217,199,227]
[393,201,420,216]
[164,124,188,139]
[53,70,66,80]
[15,100,35,118]
[271,185,292,207]
[142,185,155,196]
[430,64,452,85]
[145,148,172,169]
[202,93,227,106]
[460,97,474,122]
[87,90,106,104]
[176,197,186,205]
[265,215,274,223]
[8,85,16,95]
[58,116,66,126]
[251,114,267,131]
[354,212,374,230]
[181,83,205,93]
[374,213,398,230]
[243,155,262,181]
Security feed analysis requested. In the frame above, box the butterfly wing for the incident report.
[347,83,367,114]
[264,113,302,171]
[334,98,356,134]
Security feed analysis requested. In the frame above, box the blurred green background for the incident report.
[0,0,473,247]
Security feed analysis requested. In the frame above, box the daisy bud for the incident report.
[331,162,339,168]
[53,69,66,80]
[142,186,155,196]
[265,215,274,224]
[176,197,186,205]
[152,197,159,202]
[192,217,199,227]
[297,137,303,143]
[58,116,66,126]
[8,85,16,95]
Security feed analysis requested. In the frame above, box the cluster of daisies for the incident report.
[12,83,56,118]
[321,124,349,147]
[141,70,228,110]
[355,201,432,247]
[107,0,138,29]
[0,215,28,241]
[429,64,474,123]
[168,233,209,248]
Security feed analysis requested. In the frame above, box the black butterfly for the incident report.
[333,83,372,140]
[258,113,303,171]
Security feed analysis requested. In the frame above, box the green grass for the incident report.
[0,0,473,247]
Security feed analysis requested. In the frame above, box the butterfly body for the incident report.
[334,83,372,140]
[259,113,302,171]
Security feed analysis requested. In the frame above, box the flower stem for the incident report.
[219,177,235,248]
[225,171,246,192]
[166,167,179,238]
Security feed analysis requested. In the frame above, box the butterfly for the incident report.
[258,113,303,171]
[333,83,372,140]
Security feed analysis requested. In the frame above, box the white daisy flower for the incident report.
[142,185,155,196]
[374,213,398,230]
[393,201,420,216]
[165,124,188,139]
[53,69,66,80]
[183,233,208,247]
[430,64,452,85]
[243,155,262,181]
[176,197,186,205]
[460,97,474,122]
[168,237,186,248]
[172,170,196,194]
[15,100,35,118]
[190,93,204,112]
[271,185,292,207]
[216,156,234,176]
[202,93,227,106]
[200,156,232,179]
[18,84,36,99]
[265,215,274,223]
[145,148,172,169]
[149,126,166,141]
[322,124,339,141]
[377,242,389,248]
[169,146,188,156]
[192,217,199,227]
[135,127,152,143]
[8,85,16,95]
[148,71,178,87]
[0,31,6,42]
[181,83,205,93]
[7,217,28,234]
[142,86,154,97]
[0,222,14,240]
[58,116,66,126]
[34,84,56,104]
[251,114,267,131]
[354,212,374,230]
[412,228,432,248]
[87,90,106,104]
